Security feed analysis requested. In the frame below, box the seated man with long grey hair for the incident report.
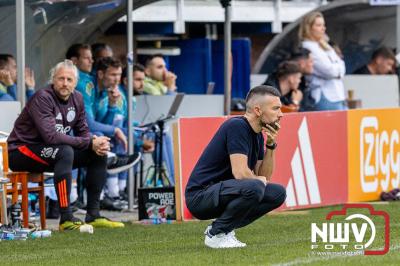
[7,60,124,231]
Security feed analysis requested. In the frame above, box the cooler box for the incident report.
[138,187,176,220]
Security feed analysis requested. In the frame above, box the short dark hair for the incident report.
[371,46,396,61]
[91,43,112,60]
[290,48,311,61]
[0,54,14,69]
[122,63,145,80]
[96,57,122,73]
[145,54,164,67]
[276,61,301,79]
[245,85,281,105]
[66,44,91,59]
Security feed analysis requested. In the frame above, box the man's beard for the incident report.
[260,118,279,129]
[259,118,268,128]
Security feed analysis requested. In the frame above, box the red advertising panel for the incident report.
[273,111,348,209]
[178,117,228,220]
[177,112,349,220]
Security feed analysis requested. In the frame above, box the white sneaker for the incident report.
[204,226,245,248]
[227,231,247,247]
[204,225,212,235]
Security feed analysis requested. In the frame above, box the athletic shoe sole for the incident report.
[106,153,142,175]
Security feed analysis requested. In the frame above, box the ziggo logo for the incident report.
[360,117,400,193]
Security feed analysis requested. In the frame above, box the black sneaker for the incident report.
[100,196,128,211]
[106,152,141,175]
[46,198,60,219]
[71,200,86,213]
[119,190,128,201]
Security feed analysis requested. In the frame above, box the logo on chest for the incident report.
[56,112,62,121]
[67,107,76,122]
[55,124,71,134]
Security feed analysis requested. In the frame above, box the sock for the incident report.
[118,179,127,193]
[54,176,72,223]
[106,176,119,198]
[70,182,78,203]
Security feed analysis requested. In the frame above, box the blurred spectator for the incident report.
[299,11,346,111]
[94,57,132,208]
[290,48,315,111]
[66,45,140,212]
[92,43,113,65]
[119,64,156,163]
[264,61,302,112]
[94,57,128,149]
[66,44,127,146]
[66,44,95,116]
[291,48,314,77]
[121,64,177,185]
[122,63,146,96]
[0,54,35,101]
[353,46,396,75]
[143,54,177,95]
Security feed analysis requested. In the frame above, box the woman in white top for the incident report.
[299,11,347,111]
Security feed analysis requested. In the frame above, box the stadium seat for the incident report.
[0,141,46,229]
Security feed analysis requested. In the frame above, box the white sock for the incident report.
[106,177,119,198]
[118,179,127,192]
[45,186,58,201]
[70,186,78,203]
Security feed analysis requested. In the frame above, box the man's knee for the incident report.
[57,145,74,163]
[240,179,265,202]
[273,184,287,206]
[94,153,107,166]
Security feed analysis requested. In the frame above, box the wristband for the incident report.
[266,142,277,150]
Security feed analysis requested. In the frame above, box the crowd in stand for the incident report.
[263,11,397,112]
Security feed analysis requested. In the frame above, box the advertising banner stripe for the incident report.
[291,148,309,205]
[285,178,297,207]
[298,118,321,204]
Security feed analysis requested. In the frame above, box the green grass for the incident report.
[1,202,400,266]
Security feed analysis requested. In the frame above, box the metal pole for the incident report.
[272,0,282,33]
[221,0,231,115]
[16,0,26,107]
[397,5,400,55]
[127,0,135,211]
[174,0,185,34]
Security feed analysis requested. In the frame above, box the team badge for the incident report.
[67,107,76,122]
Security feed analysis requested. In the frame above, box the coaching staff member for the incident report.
[185,85,287,248]
[7,60,123,230]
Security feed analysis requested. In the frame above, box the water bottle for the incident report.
[14,228,30,240]
[30,231,42,239]
[1,231,15,240]
[141,218,173,225]
[30,230,52,239]
[141,219,159,225]
[10,203,22,229]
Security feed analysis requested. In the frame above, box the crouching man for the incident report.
[185,85,287,248]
